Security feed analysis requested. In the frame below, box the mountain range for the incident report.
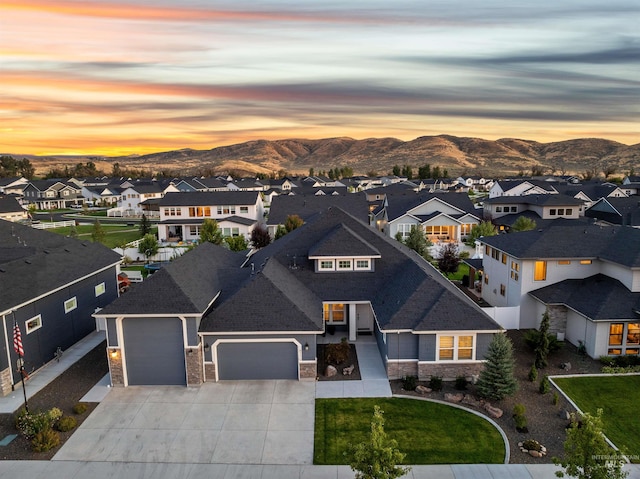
[12,135,640,177]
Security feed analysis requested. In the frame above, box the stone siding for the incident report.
[204,363,216,382]
[299,361,317,380]
[108,348,124,386]
[418,362,484,381]
[547,305,568,336]
[386,361,418,379]
[0,367,12,396]
[186,347,203,386]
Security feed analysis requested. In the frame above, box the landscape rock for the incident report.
[529,450,541,458]
[461,394,482,407]
[343,364,355,375]
[444,393,464,403]
[484,404,503,418]
[415,385,432,394]
[559,409,571,421]
[325,365,337,377]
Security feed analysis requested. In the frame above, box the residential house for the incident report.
[586,196,640,227]
[114,181,179,217]
[0,177,29,196]
[157,191,264,242]
[479,222,640,358]
[22,180,84,209]
[0,220,121,395]
[0,195,28,222]
[94,207,501,386]
[554,182,628,209]
[488,179,558,198]
[483,194,584,223]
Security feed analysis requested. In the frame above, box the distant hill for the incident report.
[8,135,640,177]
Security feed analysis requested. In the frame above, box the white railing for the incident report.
[31,220,75,229]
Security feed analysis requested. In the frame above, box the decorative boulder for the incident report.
[325,365,337,377]
[444,393,464,403]
[462,394,482,407]
[342,364,355,375]
[415,385,432,394]
[484,404,503,418]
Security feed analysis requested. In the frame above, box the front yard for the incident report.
[314,397,505,465]
[552,374,640,460]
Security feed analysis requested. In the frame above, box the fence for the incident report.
[31,220,75,230]
[481,305,521,330]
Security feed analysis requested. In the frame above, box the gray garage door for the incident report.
[123,318,186,385]
[217,342,298,380]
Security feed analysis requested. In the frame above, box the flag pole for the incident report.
[12,312,28,413]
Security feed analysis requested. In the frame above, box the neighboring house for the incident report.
[479,222,640,359]
[383,192,480,244]
[0,220,121,395]
[22,180,84,209]
[585,196,640,227]
[456,176,494,192]
[0,195,28,222]
[483,194,584,222]
[94,207,501,387]
[0,177,29,196]
[157,191,264,242]
[554,182,628,209]
[81,184,123,207]
[488,179,557,198]
[113,182,179,217]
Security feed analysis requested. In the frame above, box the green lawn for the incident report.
[314,397,505,465]
[47,224,157,249]
[553,375,640,458]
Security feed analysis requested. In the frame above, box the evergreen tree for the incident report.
[200,218,224,245]
[418,164,431,179]
[511,216,537,232]
[224,235,248,251]
[535,308,551,369]
[555,409,628,479]
[90,220,106,243]
[437,242,460,277]
[466,221,498,246]
[392,165,401,176]
[274,224,287,240]
[68,224,79,239]
[403,225,431,258]
[347,406,411,479]
[138,233,159,260]
[250,223,271,249]
[139,213,151,237]
[308,167,315,177]
[476,333,518,401]
[432,166,441,179]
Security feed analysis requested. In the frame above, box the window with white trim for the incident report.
[397,223,414,239]
[438,335,474,360]
[25,315,42,334]
[355,259,370,270]
[323,303,345,322]
[95,282,106,297]
[64,297,77,313]
[239,206,249,214]
[319,260,334,270]
[337,260,352,270]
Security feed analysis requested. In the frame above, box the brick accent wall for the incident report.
[0,367,12,396]
[186,348,203,386]
[299,361,317,380]
[387,361,418,379]
[108,349,124,387]
[204,363,216,382]
[418,362,484,381]
[547,305,568,336]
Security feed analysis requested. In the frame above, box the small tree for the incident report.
[274,224,287,240]
[467,221,497,246]
[139,213,151,237]
[403,225,431,258]
[224,235,248,252]
[200,218,223,245]
[250,223,271,249]
[535,308,551,369]
[68,224,79,239]
[347,406,411,479]
[284,214,303,233]
[555,409,628,479]
[138,233,158,262]
[437,242,460,277]
[90,220,105,243]
[511,216,537,232]
[476,333,518,401]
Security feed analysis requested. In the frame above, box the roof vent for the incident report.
[44,250,50,254]
[24,259,31,264]
[64,248,71,252]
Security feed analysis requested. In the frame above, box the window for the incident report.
[239,206,249,214]
[534,261,547,281]
[500,284,506,296]
[510,271,519,281]
[609,323,624,345]
[64,297,77,313]
[188,207,210,217]
[496,206,502,213]
[491,248,500,261]
[501,253,507,264]
[485,245,490,255]
[319,260,334,270]
[189,225,200,236]
[566,208,572,215]
[627,323,640,345]
[557,209,565,215]
[550,209,556,215]
[323,303,345,322]
[438,335,474,361]
[558,260,571,265]
[337,260,352,270]
[484,274,489,284]
[25,315,42,334]
[222,227,240,237]
[510,206,517,213]
[355,259,370,270]
[95,282,106,297]
[397,224,414,239]
[580,260,592,265]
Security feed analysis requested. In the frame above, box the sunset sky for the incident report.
[1,0,639,156]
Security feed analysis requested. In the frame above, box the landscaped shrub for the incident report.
[15,407,61,439]
[601,365,640,374]
[528,364,538,382]
[522,439,543,452]
[72,403,88,415]
[598,355,616,366]
[428,376,443,392]
[552,392,559,406]
[539,375,550,394]
[513,404,528,433]
[31,428,60,452]
[606,354,640,367]
[522,329,563,354]
[56,415,77,432]
[325,338,350,365]
[455,375,468,390]
[402,375,417,391]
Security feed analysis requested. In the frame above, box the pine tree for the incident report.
[90,220,105,243]
[348,406,411,479]
[535,308,551,369]
[200,218,224,245]
[139,213,151,237]
[476,333,518,401]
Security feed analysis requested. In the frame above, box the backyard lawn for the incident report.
[553,375,640,459]
[314,397,505,465]
[47,224,157,249]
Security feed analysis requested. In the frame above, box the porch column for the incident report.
[348,304,357,341]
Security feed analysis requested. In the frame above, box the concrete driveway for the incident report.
[53,380,316,465]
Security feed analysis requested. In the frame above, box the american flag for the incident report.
[13,322,24,357]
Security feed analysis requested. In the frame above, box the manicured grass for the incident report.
[314,397,505,465]
[47,225,157,249]
[553,375,640,458]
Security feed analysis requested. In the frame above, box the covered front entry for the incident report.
[122,317,186,385]
[216,341,298,380]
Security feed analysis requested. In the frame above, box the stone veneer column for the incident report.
[386,361,418,380]
[418,362,484,381]
[204,363,216,382]
[547,305,568,336]
[299,361,317,380]
[0,367,13,396]
[186,347,203,386]
[108,348,124,387]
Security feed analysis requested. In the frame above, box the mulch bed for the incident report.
[317,343,361,381]
[391,330,603,464]
[0,341,108,460]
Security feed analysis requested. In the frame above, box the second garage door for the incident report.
[217,342,298,380]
